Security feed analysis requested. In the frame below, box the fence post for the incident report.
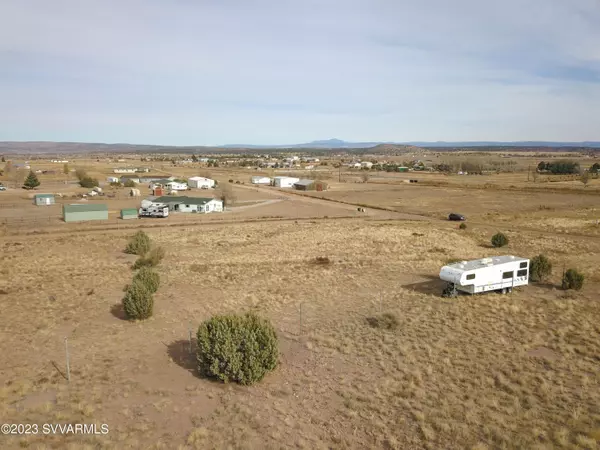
[64,337,71,383]
[299,303,303,336]
[188,328,193,355]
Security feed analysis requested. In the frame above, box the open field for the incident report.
[1,218,599,450]
[1,153,600,449]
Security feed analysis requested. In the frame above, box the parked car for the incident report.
[448,213,466,221]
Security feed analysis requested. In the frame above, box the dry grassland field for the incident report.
[1,154,600,450]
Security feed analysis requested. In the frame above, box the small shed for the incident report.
[63,204,109,222]
[153,187,164,196]
[293,180,328,191]
[120,208,139,220]
[34,194,55,206]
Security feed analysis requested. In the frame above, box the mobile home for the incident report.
[439,255,529,297]
[188,177,215,189]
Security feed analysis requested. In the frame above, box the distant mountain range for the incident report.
[1,138,599,155]
[222,138,600,149]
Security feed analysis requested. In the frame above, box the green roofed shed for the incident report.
[34,194,56,206]
[121,208,139,220]
[63,203,109,222]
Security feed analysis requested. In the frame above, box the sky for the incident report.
[1,0,599,146]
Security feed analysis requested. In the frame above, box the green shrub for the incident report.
[459,223,467,230]
[133,246,165,269]
[562,269,584,291]
[123,179,136,188]
[529,255,552,282]
[491,232,509,248]
[122,281,154,320]
[79,177,99,188]
[133,267,160,293]
[125,231,151,256]
[196,313,278,385]
[366,313,399,330]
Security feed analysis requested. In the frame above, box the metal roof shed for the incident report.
[121,208,139,220]
[34,194,56,206]
[63,204,109,222]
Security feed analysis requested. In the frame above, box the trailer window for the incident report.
[466,274,475,280]
[519,262,527,268]
[502,271,513,279]
[517,269,527,277]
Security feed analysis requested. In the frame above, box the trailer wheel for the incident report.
[501,288,507,295]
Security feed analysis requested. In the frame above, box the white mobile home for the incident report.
[272,176,300,188]
[149,196,223,213]
[188,177,215,189]
[439,255,529,297]
[251,176,271,185]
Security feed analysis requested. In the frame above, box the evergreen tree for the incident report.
[23,171,41,189]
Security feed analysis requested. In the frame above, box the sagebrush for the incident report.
[562,269,584,291]
[529,254,552,282]
[196,313,278,385]
[491,232,509,248]
[125,231,151,256]
[133,267,160,293]
[366,313,399,330]
[133,246,165,269]
[122,281,154,320]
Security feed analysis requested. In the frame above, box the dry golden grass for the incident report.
[1,217,599,449]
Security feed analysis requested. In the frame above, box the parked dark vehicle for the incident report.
[448,213,466,221]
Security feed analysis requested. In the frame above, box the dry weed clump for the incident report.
[133,246,165,269]
[312,256,332,265]
[124,230,151,256]
[366,313,399,330]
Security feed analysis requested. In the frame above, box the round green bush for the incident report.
[562,269,584,291]
[133,267,160,293]
[122,280,154,320]
[459,223,467,230]
[196,313,278,385]
[125,231,151,256]
[491,232,509,248]
[529,255,552,282]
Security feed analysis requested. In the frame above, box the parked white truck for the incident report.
[440,255,529,297]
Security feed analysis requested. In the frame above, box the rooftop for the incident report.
[293,179,316,186]
[151,196,217,205]
[63,203,108,213]
[34,194,55,198]
[446,255,528,271]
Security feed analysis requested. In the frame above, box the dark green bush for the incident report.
[125,231,151,256]
[459,223,467,230]
[133,267,160,293]
[133,246,165,269]
[562,269,584,291]
[122,281,154,320]
[79,177,99,188]
[196,313,278,385]
[491,232,509,248]
[123,179,136,188]
[529,255,552,282]
[366,313,399,330]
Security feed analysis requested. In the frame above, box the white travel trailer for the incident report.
[139,200,169,218]
[251,176,271,185]
[439,255,529,297]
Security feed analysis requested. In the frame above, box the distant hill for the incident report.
[221,139,600,149]
[1,138,599,155]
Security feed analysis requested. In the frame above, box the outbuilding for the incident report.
[150,196,223,213]
[293,179,328,191]
[251,176,272,185]
[188,177,216,189]
[34,194,56,206]
[63,204,109,222]
[272,176,300,188]
[120,208,139,220]
[106,176,120,183]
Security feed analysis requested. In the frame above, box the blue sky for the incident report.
[1,0,599,145]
